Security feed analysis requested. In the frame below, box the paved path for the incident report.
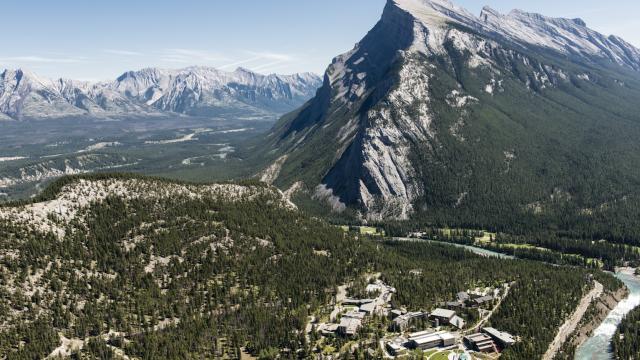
[543,281,603,360]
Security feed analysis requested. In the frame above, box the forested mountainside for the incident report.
[0,174,622,359]
[613,304,640,360]
[0,67,321,120]
[255,0,640,241]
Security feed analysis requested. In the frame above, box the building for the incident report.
[408,331,456,350]
[360,302,377,314]
[385,340,408,356]
[483,327,516,348]
[338,317,362,336]
[474,295,494,306]
[457,292,470,302]
[429,308,456,326]
[450,315,465,330]
[343,298,374,306]
[320,324,339,336]
[391,312,425,332]
[464,333,496,353]
[343,311,366,320]
[390,309,405,319]
[366,283,382,294]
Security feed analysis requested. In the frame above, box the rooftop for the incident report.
[430,308,456,319]
[483,327,516,345]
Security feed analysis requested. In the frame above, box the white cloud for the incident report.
[244,51,296,62]
[0,56,86,64]
[103,49,142,56]
[251,60,289,73]
[158,48,227,64]
[218,56,263,70]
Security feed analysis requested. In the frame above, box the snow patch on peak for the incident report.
[391,0,477,30]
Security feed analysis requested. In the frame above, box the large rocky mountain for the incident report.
[259,0,640,222]
[0,67,321,120]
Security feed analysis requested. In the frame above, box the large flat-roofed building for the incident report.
[360,301,377,314]
[429,308,456,326]
[408,331,456,350]
[343,298,374,306]
[338,317,362,336]
[391,312,425,332]
[464,333,495,353]
[483,327,516,348]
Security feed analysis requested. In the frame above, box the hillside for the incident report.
[0,174,620,359]
[255,0,640,239]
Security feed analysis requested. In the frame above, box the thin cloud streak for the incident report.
[0,56,86,64]
[103,49,143,56]
[218,56,263,70]
[158,48,227,64]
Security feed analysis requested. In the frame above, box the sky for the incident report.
[1,0,638,81]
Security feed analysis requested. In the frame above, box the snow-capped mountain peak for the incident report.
[389,0,640,70]
[0,67,322,120]
[260,0,640,221]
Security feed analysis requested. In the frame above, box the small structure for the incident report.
[483,327,516,348]
[430,308,456,326]
[408,331,456,350]
[464,333,495,353]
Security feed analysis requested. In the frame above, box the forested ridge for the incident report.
[613,305,640,359]
[0,175,625,359]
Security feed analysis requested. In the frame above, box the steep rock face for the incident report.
[261,0,640,220]
[0,67,322,120]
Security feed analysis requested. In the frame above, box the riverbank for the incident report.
[575,269,640,360]
[552,283,628,360]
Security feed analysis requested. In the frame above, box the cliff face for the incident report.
[260,0,640,221]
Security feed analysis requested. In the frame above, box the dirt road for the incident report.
[543,281,603,360]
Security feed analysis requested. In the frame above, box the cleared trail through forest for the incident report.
[543,281,603,360]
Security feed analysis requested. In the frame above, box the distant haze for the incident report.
[0,0,637,80]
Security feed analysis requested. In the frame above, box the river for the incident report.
[574,269,640,360]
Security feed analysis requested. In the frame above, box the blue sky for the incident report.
[1,0,638,80]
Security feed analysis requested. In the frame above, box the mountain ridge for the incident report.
[0,67,322,120]
[258,0,640,223]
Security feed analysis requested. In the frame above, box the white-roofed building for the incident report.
[429,308,456,326]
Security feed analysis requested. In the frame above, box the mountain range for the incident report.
[258,0,640,224]
[0,67,322,120]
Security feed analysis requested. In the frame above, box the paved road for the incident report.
[542,281,603,360]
